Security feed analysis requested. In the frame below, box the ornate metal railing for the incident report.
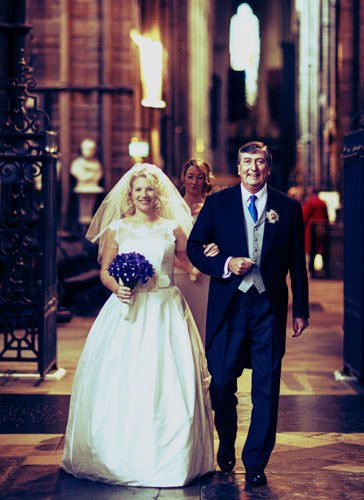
[0,49,59,377]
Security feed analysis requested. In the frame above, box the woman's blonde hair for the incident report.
[85,163,193,260]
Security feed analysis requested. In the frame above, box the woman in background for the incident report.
[174,158,214,344]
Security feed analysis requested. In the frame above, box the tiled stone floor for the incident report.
[1,279,364,499]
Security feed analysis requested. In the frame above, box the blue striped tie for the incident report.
[248,195,258,223]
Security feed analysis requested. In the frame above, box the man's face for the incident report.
[238,152,271,193]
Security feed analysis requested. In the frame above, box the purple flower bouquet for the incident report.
[108,252,155,290]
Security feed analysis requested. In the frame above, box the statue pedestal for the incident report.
[74,186,104,225]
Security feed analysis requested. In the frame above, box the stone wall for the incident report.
[26,0,141,224]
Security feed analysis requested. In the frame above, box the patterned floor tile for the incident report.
[1,280,364,499]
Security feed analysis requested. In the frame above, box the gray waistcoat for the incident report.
[238,200,266,293]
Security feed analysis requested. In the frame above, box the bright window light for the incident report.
[131,30,166,109]
[229,3,260,106]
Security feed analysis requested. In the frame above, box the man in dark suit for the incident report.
[187,141,309,487]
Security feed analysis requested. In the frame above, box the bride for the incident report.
[61,163,217,487]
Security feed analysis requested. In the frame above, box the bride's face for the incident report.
[131,176,159,214]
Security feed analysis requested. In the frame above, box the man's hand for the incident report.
[228,257,255,276]
[292,317,309,337]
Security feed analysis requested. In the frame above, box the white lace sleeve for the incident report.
[107,220,124,248]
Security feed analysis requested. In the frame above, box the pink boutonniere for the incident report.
[266,209,279,224]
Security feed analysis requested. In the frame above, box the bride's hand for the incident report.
[114,285,134,303]
[203,243,220,257]
[189,266,201,282]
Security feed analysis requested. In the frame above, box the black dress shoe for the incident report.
[245,470,267,486]
[217,444,236,472]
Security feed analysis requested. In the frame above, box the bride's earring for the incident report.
[154,199,160,211]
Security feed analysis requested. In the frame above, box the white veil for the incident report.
[85,163,193,258]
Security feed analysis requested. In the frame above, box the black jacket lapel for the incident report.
[229,184,249,257]
[261,187,280,262]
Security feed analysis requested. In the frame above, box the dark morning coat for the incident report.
[186,183,309,359]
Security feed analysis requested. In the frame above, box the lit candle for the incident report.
[45,130,58,153]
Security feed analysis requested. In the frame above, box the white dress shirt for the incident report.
[223,183,268,277]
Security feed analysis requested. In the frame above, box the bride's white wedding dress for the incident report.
[61,218,214,487]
